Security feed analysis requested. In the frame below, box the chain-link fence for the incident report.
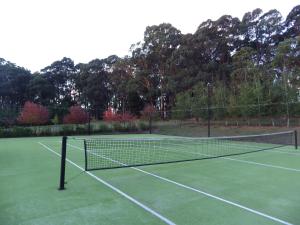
[1,101,300,138]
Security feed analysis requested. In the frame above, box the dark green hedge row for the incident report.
[0,121,150,138]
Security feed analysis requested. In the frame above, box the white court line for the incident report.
[68,143,294,225]
[223,157,300,172]
[268,149,300,156]
[153,142,300,172]
[159,140,300,157]
[38,142,176,225]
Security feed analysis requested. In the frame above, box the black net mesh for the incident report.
[82,131,296,170]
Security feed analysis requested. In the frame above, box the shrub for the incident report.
[111,122,122,131]
[97,123,112,133]
[18,101,49,125]
[51,115,59,124]
[11,127,33,137]
[75,126,86,134]
[138,121,149,131]
[141,104,157,120]
[103,107,136,122]
[103,107,120,121]
[60,125,74,135]
[63,106,89,124]
[119,112,136,122]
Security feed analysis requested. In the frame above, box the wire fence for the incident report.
[1,101,300,138]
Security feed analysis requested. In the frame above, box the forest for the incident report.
[0,5,299,127]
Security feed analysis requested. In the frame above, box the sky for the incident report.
[0,0,299,72]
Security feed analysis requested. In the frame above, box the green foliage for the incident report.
[1,6,300,133]
[137,121,149,131]
[173,82,208,120]
[0,127,33,138]
[172,92,192,120]
[96,123,112,133]
[51,115,59,125]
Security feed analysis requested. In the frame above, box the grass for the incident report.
[0,134,300,225]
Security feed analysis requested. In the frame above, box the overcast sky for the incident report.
[0,0,299,72]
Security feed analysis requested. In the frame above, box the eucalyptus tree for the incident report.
[272,36,300,126]
[0,58,32,107]
[40,57,76,106]
[131,23,182,116]
[75,58,113,119]
[179,15,241,85]
[27,73,56,106]
[240,9,284,65]
[284,5,300,39]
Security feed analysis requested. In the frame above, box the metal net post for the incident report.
[59,136,67,190]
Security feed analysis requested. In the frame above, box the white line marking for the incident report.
[68,143,294,225]
[150,143,300,173]
[268,149,300,156]
[223,157,300,172]
[38,142,176,225]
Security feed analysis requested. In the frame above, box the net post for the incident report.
[59,136,67,190]
[294,130,298,149]
[84,139,88,171]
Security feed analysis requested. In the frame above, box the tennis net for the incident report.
[79,130,297,170]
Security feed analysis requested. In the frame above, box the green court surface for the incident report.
[1,134,300,225]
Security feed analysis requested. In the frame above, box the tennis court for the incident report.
[1,132,300,225]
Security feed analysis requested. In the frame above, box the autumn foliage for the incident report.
[141,104,157,119]
[18,101,49,125]
[63,106,89,124]
[103,107,136,122]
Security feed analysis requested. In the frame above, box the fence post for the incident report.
[294,130,298,149]
[207,82,211,137]
[88,110,91,135]
[149,115,152,134]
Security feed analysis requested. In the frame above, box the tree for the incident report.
[0,58,32,107]
[230,47,264,121]
[27,73,55,105]
[272,36,300,126]
[284,5,300,39]
[172,92,192,120]
[131,23,182,114]
[75,58,113,119]
[63,106,88,124]
[141,104,157,120]
[103,107,119,121]
[41,57,76,106]
[173,82,208,121]
[17,101,49,125]
[109,57,145,115]
[103,107,136,122]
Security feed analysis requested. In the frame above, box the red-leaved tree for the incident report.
[103,107,136,122]
[63,106,89,124]
[103,107,119,121]
[18,101,49,125]
[141,104,157,119]
[119,112,136,122]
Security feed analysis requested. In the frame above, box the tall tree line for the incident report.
[0,6,299,125]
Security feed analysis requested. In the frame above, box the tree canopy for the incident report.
[0,5,300,125]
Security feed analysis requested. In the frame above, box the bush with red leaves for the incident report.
[119,111,136,122]
[103,107,136,122]
[18,101,49,125]
[103,107,118,121]
[141,104,157,119]
[63,106,89,124]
